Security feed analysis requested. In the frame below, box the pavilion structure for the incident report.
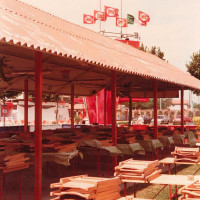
[0,0,200,199]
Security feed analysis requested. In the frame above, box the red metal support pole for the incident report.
[111,70,117,146]
[24,79,28,132]
[3,100,5,127]
[34,51,43,200]
[71,84,74,128]
[128,97,132,127]
[181,88,184,135]
[104,89,107,127]
[19,170,22,200]
[168,164,171,200]
[0,172,3,200]
[111,70,117,167]
[154,79,158,138]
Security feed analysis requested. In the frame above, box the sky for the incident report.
[19,0,200,103]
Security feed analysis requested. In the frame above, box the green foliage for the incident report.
[0,56,21,100]
[150,46,156,55]
[186,50,200,95]
[0,56,12,82]
[193,103,200,109]
[127,98,172,109]
[0,91,21,101]
[122,98,172,109]
[74,115,80,124]
[139,43,165,60]
[29,94,61,102]
[193,116,200,125]
[157,47,165,59]
[117,121,128,125]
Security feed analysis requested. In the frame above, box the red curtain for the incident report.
[86,95,97,124]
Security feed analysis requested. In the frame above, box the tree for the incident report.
[186,50,200,95]
[193,103,200,109]
[150,46,156,55]
[157,47,165,60]
[139,44,165,60]
[122,98,172,110]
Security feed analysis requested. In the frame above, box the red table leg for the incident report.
[107,153,109,177]
[175,164,178,197]
[0,172,3,200]
[97,150,100,176]
[72,159,75,176]
[58,165,61,180]
[19,170,22,200]
[134,183,136,197]
[124,183,127,197]
[168,164,171,200]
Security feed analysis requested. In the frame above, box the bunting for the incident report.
[83,14,95,24]
[105,6,119,17]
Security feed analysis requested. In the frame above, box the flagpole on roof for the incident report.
[99,0,101,32]
[120,0,123,38]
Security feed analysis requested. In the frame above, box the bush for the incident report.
[117,121,128,125]
[193,116,200,125]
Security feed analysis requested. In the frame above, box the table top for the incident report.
[138,139,163,152]
[122,174,200,185]
[159,157,200,165]
[118,198,154,200]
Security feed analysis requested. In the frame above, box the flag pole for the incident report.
[121,0,122,38]
[99,0,101,32]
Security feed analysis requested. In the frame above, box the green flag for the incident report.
[127,14,135,24]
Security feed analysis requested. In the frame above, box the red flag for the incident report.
[83,14,95,24]
[138,11,150,23]
[94,10,106,21]
[105,6,119,17]
[116,18,128,27]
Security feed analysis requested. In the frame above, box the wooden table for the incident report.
[122,174,200,200]
[160,157,200,175]
[0,163,30,200]
[159,157,200,199]
[118,198,154,200]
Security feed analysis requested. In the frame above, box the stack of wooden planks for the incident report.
[127,136,136,144]
[17,143,34,152]
[114,159,161,183]
[50,175,121,200]
[178,180,200,199]
[171,147,200,163]
[55,143,77,153]
[0,152,30,173]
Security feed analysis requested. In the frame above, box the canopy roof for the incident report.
[0,0,199,97]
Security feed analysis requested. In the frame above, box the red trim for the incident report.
[154,79,158,138]
[24,79,28,132]
[71,84,74,128]
[181,88,184,134]
[34,51,43,200]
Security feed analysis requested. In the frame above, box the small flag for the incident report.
[127,14,135,24]
[138,11,150,23]
[83,14,95,24]
[116,18,128,27]
[94,10,106,21]
[105,6,119,17]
